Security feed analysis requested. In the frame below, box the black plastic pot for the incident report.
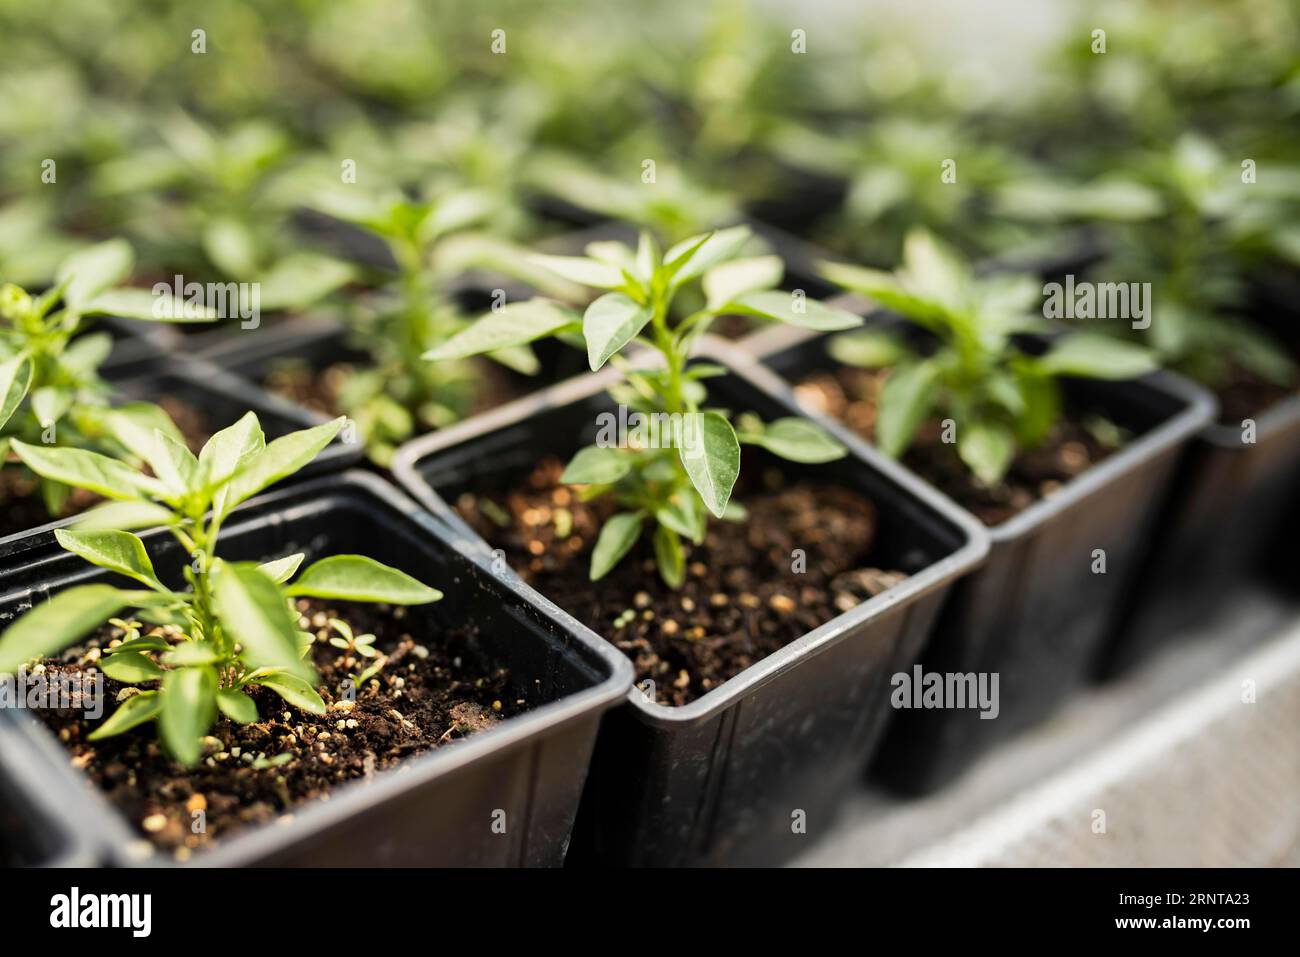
[390,339,988,865]
[0,716,96,867]
[0,351,360,572]
[0,471,632,866]
[1100,385,1300,675]
[750,320,1215,794]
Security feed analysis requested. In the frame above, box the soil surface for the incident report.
[794,366,1125,527]
[32,598,520,859]
[456,459,906,706]
[1214,363,1297,424]
[0,396,212,538]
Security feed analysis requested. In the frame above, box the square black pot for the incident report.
[0,351,361,571]
[390,339,988,865]
[0,472,632,866]
[749,318,1215,794]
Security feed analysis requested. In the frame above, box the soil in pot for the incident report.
[455,458,906,706]
[794,367,1129,527]
[1211,360,1297,424]
[31,597,525,860]
[0,396,213,538]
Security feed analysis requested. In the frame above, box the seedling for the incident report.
[821,230,1157,486]
[1,239,217,516]
[308,186,577,463]
[327,618,378,658]
[0,412,441,766]
[427,225,862,586]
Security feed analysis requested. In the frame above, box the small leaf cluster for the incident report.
[0,412,441,765]
[1,240,218,516]
[428,225,859,586]
[821,231,1157,486]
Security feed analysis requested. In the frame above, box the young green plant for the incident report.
[0,412,441,765]
[1,239,218,516]
[428,225,862,586]
[821,230,1158,486]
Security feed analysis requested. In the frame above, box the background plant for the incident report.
[1,239,217,515]
[428,225,861,585]
[0,412,440,765]
[821,230,1157,486]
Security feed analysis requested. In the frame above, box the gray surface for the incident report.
[794,590,1300,867]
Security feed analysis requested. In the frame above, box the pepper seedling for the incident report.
[0,412,441,765]
[821,230,1158,486]
[1,239,218,516]
[427,225,862,586]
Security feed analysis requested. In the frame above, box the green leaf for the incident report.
[739,417,847,463]
[653,524,685,588]
[665,226,752,285]
[286,555,442,604]
[678,412,740,518]
[528,254,624,289]
[0,587,132,670]
[163,642,221,667]
[703,255,784,309]
[159,666,218,766]
[1033,335,1157,381]
[424,299,579,361]
[251,672,326,715]
[220,417,344,514]
[88,691,162,741]
[10,440,162,501]
[590,512,644,581]
[560,445,633,485]
[72,501,175,532]
[60,332,113,377]
[958,419,1017,487]
[100,651,164,683]
[213,562,315,681]
[82,288,219,323]
[725,290,862,331]
[57,239,133,308]
[258,254,355,311]
[216,688,259,724]
[583,293,653,371]
[198,411,265,489]
[656,491,705,545]
[258,553,304,584]
[0,353,32,431]
[876,361,941,457]
[202,217,259,278]
[54,529,163,590]
[30,386,73,430]
[828,329,910,368]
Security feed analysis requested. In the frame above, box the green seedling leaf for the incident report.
[1033,335,1158,380]
[725,290,862,331]
[287,555,442,604]
[739,417,847,464]
[590,512,644,581]
[584,293,653,371]
[72,501,174,532]
[560,445,633,485]
[159,666,217,766]
[213,562,314,681]
[251,672,326,715]
[54,529,164,590]
[0,584,133,672]
[220,417,343,514]
[529,254,624,289]
[678,412,740,518]
[664,226,752,285]
[653,524,685,588]
[0,353,32,431]
[958,419,1017,487]
[164,642,221,667]
[876,361,941,458]
[10,440,162,501]
[57,239,133,309]
[258,553,305,584]
[424,299,580,361]
[88,690,161,740]
[100,651,165,683]
[828,329,910,368]
[703,255,784,309]
[82,288,219,322]
[216,688,259,724]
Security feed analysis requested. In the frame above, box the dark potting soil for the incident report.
[1214,362,1297,424]
[31,598,520,859]
[0,396,212,538]
[456,459,906,706]
[794,366,1126,527]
